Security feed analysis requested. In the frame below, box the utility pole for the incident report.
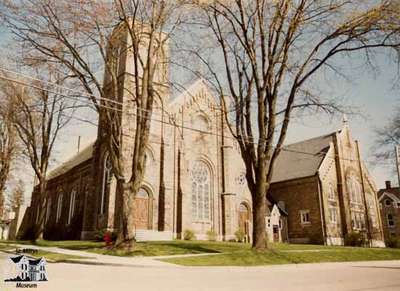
[395,145,400,187]
[77,136,81,153]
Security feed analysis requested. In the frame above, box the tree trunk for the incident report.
[0,179,6,219]
[251,179,268,250]
[33,178,47,240]
[116,180,139,250]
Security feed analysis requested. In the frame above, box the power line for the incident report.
[0,69,392,167]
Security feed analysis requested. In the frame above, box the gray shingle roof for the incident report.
[47,142,95,180]
[271,133,334,183]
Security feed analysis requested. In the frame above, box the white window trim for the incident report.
[68,189,76,225]
[328,183,336,201]
[300,210,311,225]
[100,155,112,215]
[191,161,211,222]
[351,211,365,230]
[348,176,363,205]
[45,198,51,224]
[387,214,395,228]
[56,194,63,223]
[329,207,338,224]
[385,199,393,207]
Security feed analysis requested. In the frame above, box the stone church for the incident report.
[19,23,385,247]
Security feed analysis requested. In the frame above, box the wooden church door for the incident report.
[133,188,150,229]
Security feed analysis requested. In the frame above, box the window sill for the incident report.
[193,220,211,224]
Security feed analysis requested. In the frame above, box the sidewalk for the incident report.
[13,244,178,268]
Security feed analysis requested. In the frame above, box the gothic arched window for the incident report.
[191,161,211,221]
[56,193,63,223]
[68,188,77,225]
[45,198,52,224]
[100,154,112,215]
[347,175,362,204]
[328,183,336,201]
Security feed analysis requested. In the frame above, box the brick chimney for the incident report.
[385,180,392,189]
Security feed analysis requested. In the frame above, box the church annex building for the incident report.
[18,23,385,247]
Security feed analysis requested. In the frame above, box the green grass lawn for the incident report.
[1,239,247,256]
[161,245,400,266]
[2,239,400,266]
[26,250,89,263]
[0,240,91,262]
[86,240,249,257]
[0,239,105,250]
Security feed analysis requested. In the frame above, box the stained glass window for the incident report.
[100,154,112,214]
[191,161,211,221]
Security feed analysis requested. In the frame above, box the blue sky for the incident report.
[0,22,399,202]
[286,53,399,188]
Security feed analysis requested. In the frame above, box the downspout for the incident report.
[172,119,176,236]
[317,174,327,245]
[158,109,165,231]
[220,109,226,239]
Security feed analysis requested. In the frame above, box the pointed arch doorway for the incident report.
[238,202,251,242]
[133,188,151,230]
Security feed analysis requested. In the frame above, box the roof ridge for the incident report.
[47,140,96,180]
[284,132,336,148]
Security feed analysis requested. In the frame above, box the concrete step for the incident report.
[135,229,173,242]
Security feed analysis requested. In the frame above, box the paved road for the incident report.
[1,252,400,291]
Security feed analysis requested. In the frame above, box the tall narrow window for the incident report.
[388,214,395,227]
[45,198,51,224]
[191,161,211,221]
[68,188,76,225]
[347,175,362,204]
[100,154,112,215]
[329,207,338,224]
[56,193,63,223]
[36,204,40,223]
[300,210,310,224]
[328,183,336,201]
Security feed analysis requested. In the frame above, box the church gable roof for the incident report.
[271,133,334,183]
[168,78,217,113]
[47,141,95,180]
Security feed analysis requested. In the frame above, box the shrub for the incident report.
[206,230,217,241]
[94,229,117,242]
[344,231,366,247]
[386,237,399,248]
[234,230,246,242]
[183,229,196,241]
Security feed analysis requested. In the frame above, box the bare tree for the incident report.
[0,96,16,219]
[8,179,25,212]
[373,106,400,171]
[0,70,73,239]
[0,0,185,247]
[189,0,400,249]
